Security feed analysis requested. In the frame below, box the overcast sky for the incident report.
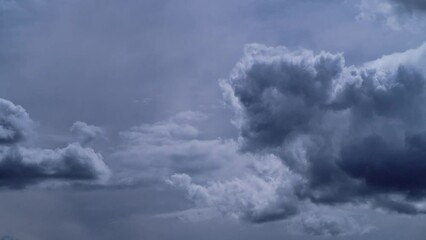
[2,0,426,239]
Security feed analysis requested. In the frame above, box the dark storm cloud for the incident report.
[390,0,426,12]
[0,143,110,189]
[0,98,110,189]
[215,43,426,219]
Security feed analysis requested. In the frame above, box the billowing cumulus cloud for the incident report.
[167,153,370,236]
[168,155,302,223]
[220,43,426,212]
[116,109,368,235]
[0,143,110,189]
[0,98,110,189]
[0,99,33,144]
[70,121,105,145]
[167,42,426,235]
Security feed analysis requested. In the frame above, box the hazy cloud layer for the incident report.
[112,111,249,185]
[0,98,110,188]
[358,0,426,31]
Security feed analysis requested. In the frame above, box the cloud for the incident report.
[218,43,426,215]
[0,98,111,189]
[112,111,249,184]
[0,143,110,189]
[159,42,426,235]
[294,207,373,237]
[168,154,303,223]
[390,0,426,13]
[0,99,33,145]
[167,154,371,236]
[115,110,367,236]
[154,208,220,223]
[70,121,105,145]
[357,0,426,31]
[105,42,426,235]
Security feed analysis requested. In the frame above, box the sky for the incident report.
[2,0,426,239]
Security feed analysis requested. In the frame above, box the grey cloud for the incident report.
[0,98,110,189]
[115,112,318,230]
[168,154,302,224]
[295,208,372,237]
[70,121,105,145]
[165,43,426,236]
[390,0,426,12]
[223,44,344,151]
[112,111,248,185]
[4,0,426,239]
[218,43,426,217]
[0,143,110,189]
[167,154,371,236]
[0,98,33,145]
[358,0,426,31]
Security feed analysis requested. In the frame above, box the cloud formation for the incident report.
[0,99,33,145]
[167,151,370,236]
[0,98,110,189]
[112,111,248,184]
[70,121,105,145]
[358,0,426,31]
[390,0,426,12]
[221,43,426,212]
[0,143,110,188]
[168,155,302,223]
[167,42,426,235]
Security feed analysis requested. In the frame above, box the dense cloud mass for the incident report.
[168,42,426,235]
[0,143,110,188]
[168,155,302,223]
[225,43,426,209]
[390,0,426,12]
[0,99,33,144]
[0,98,110,188]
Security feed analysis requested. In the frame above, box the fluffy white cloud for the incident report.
[168,154,303,223]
